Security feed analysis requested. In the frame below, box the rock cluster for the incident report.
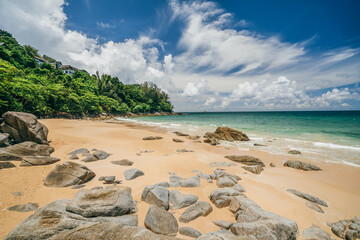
[204,127,249,144]
[328,217,360,239]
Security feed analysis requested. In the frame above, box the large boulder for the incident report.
[204,127,249,142]
[229,195,298,240]
[124,168,145,180]
[20,156,60,166]
[1,111,49,144]
[303,225,335,240]
[44,161,96,187]
[170,190,198,209]
[66,188,137,217]
[284,160,322,171]
[0,141,54,161]
[4,191,143,240]
[142,186,169,210]
[225,155,264,166]
[144,205,178,236]
[179,201,212,223]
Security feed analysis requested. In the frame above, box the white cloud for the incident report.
[0,0,174,91]
[182,79,208,96]
[97,22,115,29]
[204,97,216,106]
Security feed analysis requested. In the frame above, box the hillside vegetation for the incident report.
[0,30,173,117]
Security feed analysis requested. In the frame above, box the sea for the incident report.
[115,111,360,167]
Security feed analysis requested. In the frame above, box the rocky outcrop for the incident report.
[44,161,96,187]
[170,190,198,209]
[209,184,246,208]
[111,159,133,166]
[143,136,163,140]
[303,225,335,240]
[0,141,54,161]
[225,155,264,166]
[242,165,264,175]
[124,168,144,180]
[20,156,60,166]
[229,195,299,239]
[328,217,360,239]
[212,169,241,188]
[179,226,201,238]
[0,161,16,169]
[144,205,178,236]
[204,138,219,145]
[204,127,249,142]
[287,189,328,207]
[66,188,137,217]
[179,201,212,223]
[284,160,322,171]
[1,111,49,144]
[8,203,39,212]
[4,188,147,240]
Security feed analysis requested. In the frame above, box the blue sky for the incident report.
[0,0,359,111]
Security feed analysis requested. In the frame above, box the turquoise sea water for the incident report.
[115,111,360,166]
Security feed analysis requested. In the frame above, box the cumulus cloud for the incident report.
[204,97,216,106]
[182,79,208,96]
[0,0,174,91]
[218,76,358,110]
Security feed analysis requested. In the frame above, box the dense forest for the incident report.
[0,30,173,117]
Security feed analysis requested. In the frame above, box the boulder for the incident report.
[44,161,96,187]
[93,150,110,160]
[169,173,183,187]
[0,141,54,161]
[180,177,201,187]
[212,169,241,188]
[209,161,237,167]
[242,165,264,175]
[213,220,234,229]
[173,138,184,143]
[141,182,170,202]
[303,225,335,240]
[305,201,324,213]
[179,201,212,223]
[170,190,198,209]
[204,127,249,142]
[82,155,99,162]
[68,148,89,155]
[144,205,178,236]
[72,184,86,189]
[66,188,137,217]
[143,136,163,140]
[124,168,144,180]
[4,199,142,240]
[284,160,322,171]
[209,185,246,208]
[98,176,116,184]
[197,171,213,183]
[197,230,247,240]
[20,156,60,166]
[0,161,16,169]
[1,111,49,144]
[177,148,194,152]
[187,135,200,140]
[229,195,298,240]
[179,226,201,238]
[328,217,360,239]
[0,132,10,147]
[288,150,301,155]
[287,189,328,207]
[69,154,79,160]
[142,186,169,210]
[270,163,275,167]
[111,159,133,166]
[174,131,189,137]
[8,202,39,212]
[225,155,265,166]
[204,137,220,145]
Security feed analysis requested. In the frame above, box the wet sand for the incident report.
[0,119,359,239]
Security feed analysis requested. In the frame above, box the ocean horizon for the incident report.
[115,110,360,167]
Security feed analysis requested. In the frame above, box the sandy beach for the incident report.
[1,118,359,239]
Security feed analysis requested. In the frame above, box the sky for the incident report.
[0,0,359,112]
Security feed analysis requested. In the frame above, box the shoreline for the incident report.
[1,118,359,239]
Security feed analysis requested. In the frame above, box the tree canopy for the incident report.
[0,29,173,116]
